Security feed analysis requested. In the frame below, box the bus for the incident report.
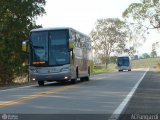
[116,56,131,72]
[22,27,92,86]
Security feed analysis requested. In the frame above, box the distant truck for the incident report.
[116,56,131,72]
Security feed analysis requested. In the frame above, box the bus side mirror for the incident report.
[22,40,29,53]
[69,39,74,49]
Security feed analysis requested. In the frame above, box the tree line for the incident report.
[0,0,46,85]
[90,0,160,68]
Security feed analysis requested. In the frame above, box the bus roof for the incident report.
[117,56,130,58]
[31,27,72,32]
[31,27,89,38]
[117,56,131,59]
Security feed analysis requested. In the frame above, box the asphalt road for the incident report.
[0,69,147,120]
[119,69,160,120]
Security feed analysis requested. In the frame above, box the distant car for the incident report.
[117,56,131,72]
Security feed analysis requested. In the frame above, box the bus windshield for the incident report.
[31,31,48,65]
[30,30,70,66]
[49,30,69,66]
[117,57,130,66]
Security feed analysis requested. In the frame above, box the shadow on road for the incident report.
[34,80,89,88]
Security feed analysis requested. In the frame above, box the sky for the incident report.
[36,0,160,56]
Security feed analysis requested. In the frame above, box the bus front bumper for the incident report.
[30,71,71,81]
[118,66,131,70]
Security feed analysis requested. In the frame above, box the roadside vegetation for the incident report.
[0,0,46,86]
[132,58,160,69]
[93,57,160,74]
[93,63,116,74]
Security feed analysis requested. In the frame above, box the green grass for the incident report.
[92,63,116,74]
[92,68,109,74]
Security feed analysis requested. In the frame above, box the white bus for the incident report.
[117,56,131,72]
[22,27,92,86]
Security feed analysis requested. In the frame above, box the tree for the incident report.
[142,53,150,58]
[133,55,139,60]
[0,0,46,85]
[123,0,160,30]
[150,50,157,58]
[150,42,158,58]
[123,0,160,59]
[139,56,143,59]
[152,42,159,51]
[109,56,117,64]
[90,18,129,68]
[124,47,136,56]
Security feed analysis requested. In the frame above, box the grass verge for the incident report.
[92,63,116,75]
[93,68,109,75]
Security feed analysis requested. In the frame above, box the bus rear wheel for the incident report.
[85,76,89,81]
[38,81,44,86]
[80,66,90,81]
[80,75,90,81]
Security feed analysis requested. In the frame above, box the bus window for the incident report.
[49,30,70,66]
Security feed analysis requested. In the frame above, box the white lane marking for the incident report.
[109,68,149,120]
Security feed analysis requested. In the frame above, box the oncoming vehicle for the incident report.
[117,56,131,72]
[22,27,92,86]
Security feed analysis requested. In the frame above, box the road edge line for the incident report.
[0,84,36,92]
[109,68,149,120]
[0,82,58,92]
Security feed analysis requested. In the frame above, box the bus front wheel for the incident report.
[71,77,77,84]
[38,81,44,86]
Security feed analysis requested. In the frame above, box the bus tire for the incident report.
[128,69,131,71]
[80,76,90,81]
[85,76,89,81]
[57,80,66,84]
[71,67,78,84]
[38,81,44,86]
[86,66,90,81]
[71,77,77,84]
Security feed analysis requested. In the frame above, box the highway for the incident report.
[0,69,148,120]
